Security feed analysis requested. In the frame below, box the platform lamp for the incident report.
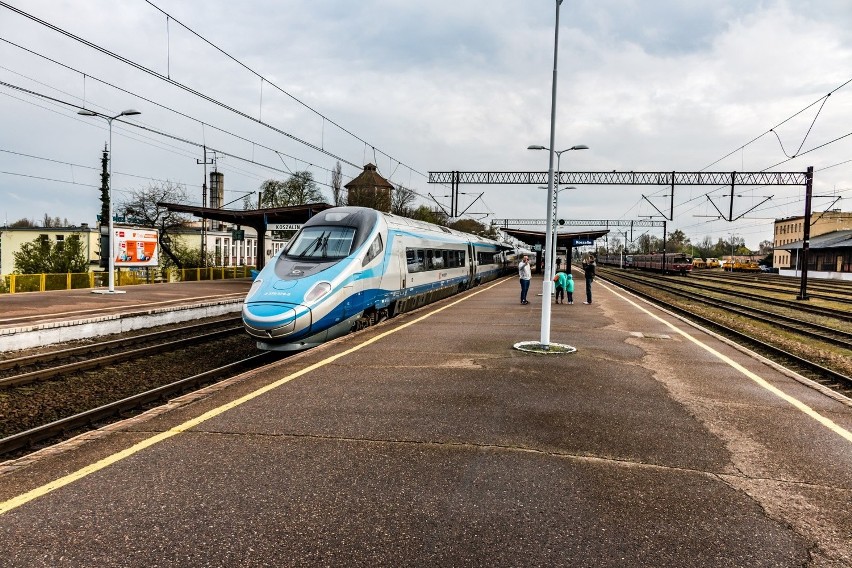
[78,108,141,294]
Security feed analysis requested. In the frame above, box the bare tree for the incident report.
[118,181,193,268]
[391,184,417,215]
[331,161,343,206]
[41,214,68,227]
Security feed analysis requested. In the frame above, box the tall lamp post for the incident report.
[78,108,141,294]
[529,144,588,274]
[536,183,578,275]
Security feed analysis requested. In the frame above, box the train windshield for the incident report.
[284,226,356,260]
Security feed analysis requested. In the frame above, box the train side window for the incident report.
[433,250,445,269]
[406,249,422,273]
[417,249,426,271]
[362,234,384,267]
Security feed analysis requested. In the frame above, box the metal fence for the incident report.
[0,266,256,294]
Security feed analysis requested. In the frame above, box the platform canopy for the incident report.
[500,228,609,249]
[157,201,335,270]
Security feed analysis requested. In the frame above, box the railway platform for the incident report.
[0,279,252,352]
[1,273,851,566]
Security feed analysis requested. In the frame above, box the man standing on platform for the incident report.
[518,255,531,305]
[582,254,596,304]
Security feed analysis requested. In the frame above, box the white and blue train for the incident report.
[242,206,516,351]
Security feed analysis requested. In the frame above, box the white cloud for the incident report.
[0,0,850,249]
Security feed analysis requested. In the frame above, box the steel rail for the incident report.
[0,326,244,388]
[0,317,242,373]
[601,269,852,348]
[0,352,279,457]
[598,272,852,389]
[605,269,852,322]
[687,273,852,305]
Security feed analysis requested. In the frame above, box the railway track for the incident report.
[0,317,280,459]
[598,268,852,394]
[0,352,280,457]
[607,273,851,348]
[688,272,852,304]
[0,317,244,387]
[609,270,852,322]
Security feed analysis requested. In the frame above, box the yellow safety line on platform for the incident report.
[0,279,506,516]
[603,282,852,444]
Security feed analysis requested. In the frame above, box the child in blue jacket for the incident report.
[565,273,575,304]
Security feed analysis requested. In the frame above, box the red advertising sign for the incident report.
[114,228,159,267]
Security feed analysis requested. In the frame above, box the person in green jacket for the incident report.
[553,270,568,304]
[565,272,575,304]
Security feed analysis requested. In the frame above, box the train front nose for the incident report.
[242,302,310,339]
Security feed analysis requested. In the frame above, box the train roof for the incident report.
[383,211,511,249]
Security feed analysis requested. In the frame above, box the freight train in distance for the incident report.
[597,252,693,275]
[242,206,522,351]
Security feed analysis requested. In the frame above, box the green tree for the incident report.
[259,171,326,207]
[13,234,88,273]
[666,229,690,252]
[8,218,36,228]
[695,236,714,259]
[163,237,214,270]
[636,233,662,253]
[409,205,448,226]
[448,218,499,238]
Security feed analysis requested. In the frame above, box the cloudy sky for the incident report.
[1,0,851,250]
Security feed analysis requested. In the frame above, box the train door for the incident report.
[468,243,476,287]
[397,243,407,290]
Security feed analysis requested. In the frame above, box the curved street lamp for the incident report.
[528,144,588,298]
[78,109,142,294]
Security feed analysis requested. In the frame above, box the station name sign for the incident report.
[572,238,594,246]
[268,223,302,231]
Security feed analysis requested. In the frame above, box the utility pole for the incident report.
[197,146,214,267]
[797,166,814,300]
[98,144,110,269]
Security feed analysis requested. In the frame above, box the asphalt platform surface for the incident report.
[1,273,850,567]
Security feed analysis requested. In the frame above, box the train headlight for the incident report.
[246,278,263,300]
[304,281,332,303]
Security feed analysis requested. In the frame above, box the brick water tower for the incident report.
[345,163,394,212]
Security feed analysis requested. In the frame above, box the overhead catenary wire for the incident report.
[0,2,357,168]
[0,80,441,207]
[0,36,446,216]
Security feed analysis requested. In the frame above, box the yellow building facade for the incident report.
[773,210,852,268]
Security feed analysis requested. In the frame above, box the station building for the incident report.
[0,225,101,274]
[0,223,285,276]
[774,229,852,281]
[773,210,852,268]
